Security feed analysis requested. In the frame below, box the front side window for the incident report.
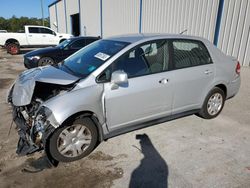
[172,40,212,69]
[109,39,169,78]
[59,40,130,78]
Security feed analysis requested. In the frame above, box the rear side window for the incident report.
[70,39,85,49]
[86,38,98,45]
[28,27,40,33]
[172,40,212,69]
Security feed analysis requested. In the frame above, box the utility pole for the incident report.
[40,0,44,26]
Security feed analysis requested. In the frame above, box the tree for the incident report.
[0,16,50,32]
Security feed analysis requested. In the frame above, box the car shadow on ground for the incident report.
[129,134,168,188]
[22,155,58,173]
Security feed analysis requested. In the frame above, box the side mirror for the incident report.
[111,70,128,90]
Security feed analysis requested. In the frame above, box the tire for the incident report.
[38,57,54,66]
[47,117,98,162]
[6,43,20,55]
[199,87,225,119]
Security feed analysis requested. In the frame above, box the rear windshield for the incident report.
[60,40,130,78]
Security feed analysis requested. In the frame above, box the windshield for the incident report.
[57,39,71,49]
[60,40,130,78]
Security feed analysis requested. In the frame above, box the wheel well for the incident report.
[61,111,103,141]
[215,84,227,97]
[5,39,20,46]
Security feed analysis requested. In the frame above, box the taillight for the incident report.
[236,61,241,75]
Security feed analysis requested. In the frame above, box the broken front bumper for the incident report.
[12,106,41,155]
[11,105,57,156]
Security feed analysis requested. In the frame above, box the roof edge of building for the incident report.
[48,0,62,8]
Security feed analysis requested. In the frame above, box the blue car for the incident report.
[24,36,100,69]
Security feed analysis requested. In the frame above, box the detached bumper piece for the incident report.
[12,107,41,156]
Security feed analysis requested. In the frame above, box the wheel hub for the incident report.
[57,124,92,158]
[207,93,223,116]
[71,138,78,144]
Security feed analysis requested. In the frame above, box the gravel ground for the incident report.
[0,47,249,188]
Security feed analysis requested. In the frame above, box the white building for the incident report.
[49,0,250,66]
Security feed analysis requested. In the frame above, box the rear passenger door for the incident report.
[170,39,215,114]
[40,28,57,45]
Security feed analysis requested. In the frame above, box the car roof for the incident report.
[106,33,209,44]
[70,36,101,41]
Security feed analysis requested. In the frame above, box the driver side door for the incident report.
[101,39,174,131]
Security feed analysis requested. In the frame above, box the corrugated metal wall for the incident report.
[141,0,219,43]
[102,0,140,37]
[57,0,67,33]
[65,0,79,34]
[218,0,250,66]
[49,4,57,32]
[49,0,250,66]
[80,0,101,36]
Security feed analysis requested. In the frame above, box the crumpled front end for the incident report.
[7,66,79,156]
[12,68,40,106]
[11,105,54,155]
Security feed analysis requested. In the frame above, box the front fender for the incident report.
[43,84,105,128]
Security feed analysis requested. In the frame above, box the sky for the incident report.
[0,0,55,19]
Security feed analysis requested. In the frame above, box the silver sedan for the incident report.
[8,34,241,162]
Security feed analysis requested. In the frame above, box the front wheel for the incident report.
[47,117,98,162]
[199,87,225,119]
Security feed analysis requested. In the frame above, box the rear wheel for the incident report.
[6,43,20,55]
[48,117,98,162]
[199,87,225,119]
[38,57,54,66]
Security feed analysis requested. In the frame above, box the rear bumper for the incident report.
[227,76,241,99]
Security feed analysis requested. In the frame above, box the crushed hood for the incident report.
[12,66,79,106]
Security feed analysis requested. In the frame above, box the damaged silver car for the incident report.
[7,34,240,162]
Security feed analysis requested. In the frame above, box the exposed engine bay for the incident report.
[8,82,74,156]
[7,66,79,156]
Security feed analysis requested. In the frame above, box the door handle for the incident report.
[204,70,213,75]
[42,35,46,37]
[28,35,32,37]
[159,78,169,84]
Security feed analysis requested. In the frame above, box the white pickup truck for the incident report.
[0,25,72,55]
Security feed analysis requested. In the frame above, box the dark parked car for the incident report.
[24,36,100,68]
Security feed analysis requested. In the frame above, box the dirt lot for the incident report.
[0,47,250,188]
